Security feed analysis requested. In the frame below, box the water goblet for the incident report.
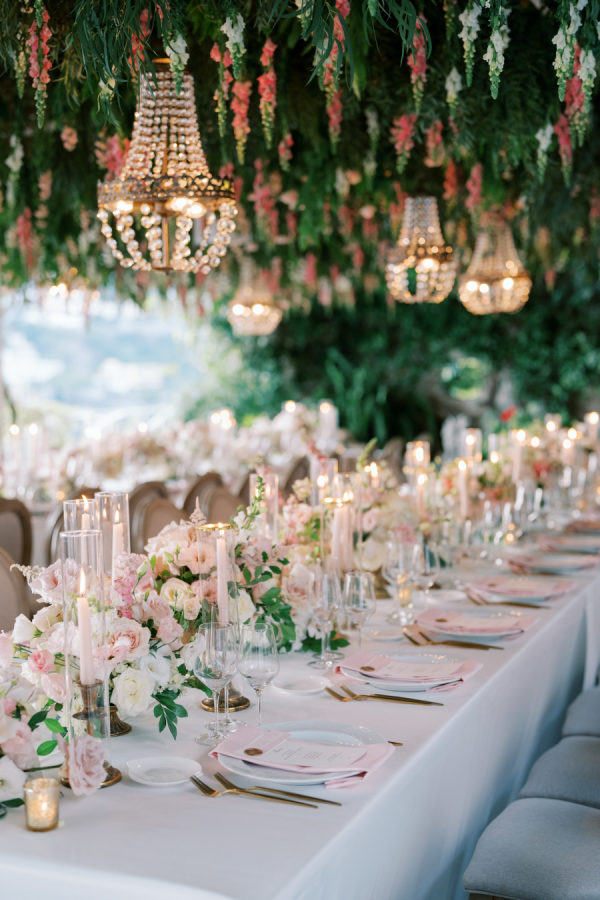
[194,623,238,745]
[342,571,376,648]
[383,539,419,624]
[308,570,342,669]
[414,542,440,604]
[238,621,280,726]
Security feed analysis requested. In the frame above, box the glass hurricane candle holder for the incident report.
[95,491,130,579]
[60,529,121,790]
[322,497,355,574]
[405,441,430,474]
[309,455,338,506]
[63,496,99,531]
[249,471,279,542]
[461,428,482,463]
[24,777,60,832]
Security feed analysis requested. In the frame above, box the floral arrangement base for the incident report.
[201,687,250,712]
[109,704,132,737]
[60,760,122,790]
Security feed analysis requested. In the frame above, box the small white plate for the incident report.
[273,675,328,695]
[367,627,408,642]
[413,589,467,605]
[127,756,201,786]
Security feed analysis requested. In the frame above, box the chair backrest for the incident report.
[0,546,31,631]
[0,498,32,567]
[43,505,65,567]
[129,481,170,553]
[204,486,241,525]
[376,437,405,482]
[140,498,182,550]
[282,457,310,498]
[183,472,224,518]
[236,473,251,509]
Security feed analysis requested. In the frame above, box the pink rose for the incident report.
[157,614,184,646]
[362,509,380,533]
[0,632,14,667]
[29,558,80,604]
[3,698,16,716]
[60,734,105,796]
[27,648,54,675]
[141,590,171,623]
[104,619,149,665]
[1,722,36,769]
[41,672,67,704]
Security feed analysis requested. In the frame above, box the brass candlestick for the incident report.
[61,681,121,789]
[201,684,250,713]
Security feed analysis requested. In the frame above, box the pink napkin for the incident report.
[508,552,596,572]
[469,575,575,601]
[416,607,537,635]
[336,650,466,683]
[211,726,393,788]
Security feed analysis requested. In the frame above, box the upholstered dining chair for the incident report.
[281,457,310,498]
[129,481,169,553]
[139,497,182,550]
[0,497,32,567]
[182,472,224,518]
[204,485,242,524]
[0,546,31,631]
[376,437,404,482]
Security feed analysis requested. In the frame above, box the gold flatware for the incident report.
[190,775,317,808]
[388,741,404,747]
[326,686,353,702]
[403,626,502,651]
[469,594,549,610]
[215,772,341,806]
[340,685,443,707]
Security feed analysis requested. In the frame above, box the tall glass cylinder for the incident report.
[195,524,237,627]
[95,491,131,579]
[322,498,355,574]
[60,529,120,790]
[461,428,482,463]
[63,497,99,531]
[309,455,338,506]
[249,472,279,542]
[405,441,430,474]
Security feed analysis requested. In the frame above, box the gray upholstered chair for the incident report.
[464,797,600,900]
[183,472,224,518]
[204,486,241,524]
[129,481,169,552]
[139,497,181,551]
[0,498,32,567]
[0,547,31,631]
[562,686,600,738]
[281,457,310,498]
[519,735,600,809]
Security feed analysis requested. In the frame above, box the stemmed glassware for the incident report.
[382,539,419,623]
[414,541,440,604]
[342,571,376,648]
[308,569,342,669]
[238,621,280,726]
[194,623,238,745]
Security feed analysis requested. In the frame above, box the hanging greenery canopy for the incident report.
[0,1,599,439]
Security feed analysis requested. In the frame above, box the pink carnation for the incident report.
[60,734,105,797]
[157,614,184,646]
[1,722,36,769]
[27,648,54,675]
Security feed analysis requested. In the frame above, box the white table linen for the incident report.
[1,570,599,900]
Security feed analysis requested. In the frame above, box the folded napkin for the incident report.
[211,726,393,788]
[335,650,465,683]
[417,607,536,635]
[508,552,595,571]
[469,575,574,601]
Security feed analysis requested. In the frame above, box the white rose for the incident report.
[233,589,255,625]
[0,756,26,802]
[111,668,155,718]
[360,537,387,572]
[138,652,171,688]
[31,604,61,634]
[180,633,206,673]
[12,615,35,644]
[160,577,194,611]
[0,707,18,742]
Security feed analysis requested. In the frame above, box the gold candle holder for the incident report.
[61,681,121,789]
[24,777,60,832]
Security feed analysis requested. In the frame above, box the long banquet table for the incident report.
[2,564,600,900]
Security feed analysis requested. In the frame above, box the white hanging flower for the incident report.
[165,33,189,94]
[483,10,510,99]
[6,136,23,174]
[363,151,377,179]
[335,168,349,198]
[445,67,462,110]
[365,107,379,144]
[458,2,483,85]
[0,756,25,802]
[536,123,554,153]
[221,14,246,79]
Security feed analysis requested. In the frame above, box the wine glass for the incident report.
[382,539,419,624]
[238,622,280,726]
[414,541,440,604]
[309,570,342,669]
[194,623,238,745]
[342,571,376,648]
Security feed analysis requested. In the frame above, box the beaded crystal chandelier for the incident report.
[459,216,532,315]
[97,60,237,273]
[227,283,282,336]
[386,196,457,304]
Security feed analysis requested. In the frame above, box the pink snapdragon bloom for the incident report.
[60,734,105,796]
[231,80,252,163]
[443,159,460,203]
[258,38,277,147]
[390,114,417,174]
[565,48,586,145]
[554,114,573,181]
[407,19,428,111]
[465,162,483,213]
[425,120,444,167]
[305,253,318,289]
[278,132,293,170]
[60,126,78,151]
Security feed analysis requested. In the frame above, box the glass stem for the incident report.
[213,689,220,736]
[223,683,230,725]
[256,688,263,726]
[321,628,327,662]
[357,625,362,649]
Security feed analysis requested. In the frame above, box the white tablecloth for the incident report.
[2,569,599,900]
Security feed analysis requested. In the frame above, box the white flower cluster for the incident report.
[578,48,597,111]
[445,67,462,113]
[165,33,189,94]
[365,107,379,145]
[458,2,483,85]
[221,14,246,79]
[6,135,23,208]
[535,123,554,179]
[483,7,510,99]
[552,2,585,99]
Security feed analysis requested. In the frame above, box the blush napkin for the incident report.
[417,607,537,635]
[336,650,482,691]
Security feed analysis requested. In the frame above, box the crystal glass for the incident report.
[342,571,376,648]
[95,491,130,579]
[382,539,419,623]
[63,497,99,531]
[414,541,440,603]
[308,569,342,669]
[238,622,280,726]
[194,623,238,744]
[309,455,338,506]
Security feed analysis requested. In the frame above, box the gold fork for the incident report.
[215,772,341,806]
[340,684,443,707]
[190,775,317,808]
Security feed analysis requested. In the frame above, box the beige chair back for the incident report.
[377,437,405,482]
[0,498,32,566]
[282,457,310,498]
[129,481,169,553]
[183,472,224,518]
[0,547,31,631]
[140,498,182,551]
[204,486,241,525]
[44,505,65,567]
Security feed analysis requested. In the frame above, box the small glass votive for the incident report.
[24,777,60,832]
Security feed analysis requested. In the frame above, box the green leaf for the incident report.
[174,704,188,718]
[2,798,24,808]
[37,739,58,756]
[27,709,49,731]
[44,718,66,736]
[153,705,162,718]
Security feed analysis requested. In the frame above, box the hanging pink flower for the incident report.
[564,47,587,146]
[390,114,417,174]
[465,162,483,214]
[407,19,428,112]
[278,132,293,171]
[352,244,364,270]
[38,170,52,202]
[320,0,350,149]
[258,38,277,147]
[16,207,35,270]
[231,80,252,164]
[249,160,278,240]
[28,4,51,126]
[325,75,343,149]
[337,205,355,237]
[443,159,460,203]
[554,114,573,183]
[285,210,298,241]
[95,133,130,179]
[60,125,78,151]
[129,8,150,73]
[305,253,318,289]
[424,120,444,167]
[211,44,233,138]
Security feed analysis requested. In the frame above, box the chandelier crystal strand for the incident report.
[459,215,532,314]
[386,196,457,304]
[227,263,283,336]
[98,59,237,273]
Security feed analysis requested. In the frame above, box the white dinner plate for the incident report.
[366,626,409,642]
[127,756,201,786]
[510,552,596,574]
[218,720,384,786]
[273,675,329,695]
[469,575,573,603]
[412,589,467,605]
[339,650,463,692]
[417,607,528,639]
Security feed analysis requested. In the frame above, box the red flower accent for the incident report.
[500,405,517,423]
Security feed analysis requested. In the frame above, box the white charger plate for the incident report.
[127,756,201,786]
[339,650,463,692]
[273,675,329,695]
[218,720,384,786]
[510,552,595,573]
[417,607,528,639]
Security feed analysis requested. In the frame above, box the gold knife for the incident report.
[215,772,342,806]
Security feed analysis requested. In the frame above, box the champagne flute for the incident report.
[342,571,376,648]
[194,623,238,745]
[238,622,280,726]
[414,541,440,604]
[309,570,342,669]
[383,539,419,623]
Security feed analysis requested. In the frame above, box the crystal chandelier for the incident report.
[459,215,532,315]
[97,59,237,273]
[227,282,282,336]
[386,196,457,304]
